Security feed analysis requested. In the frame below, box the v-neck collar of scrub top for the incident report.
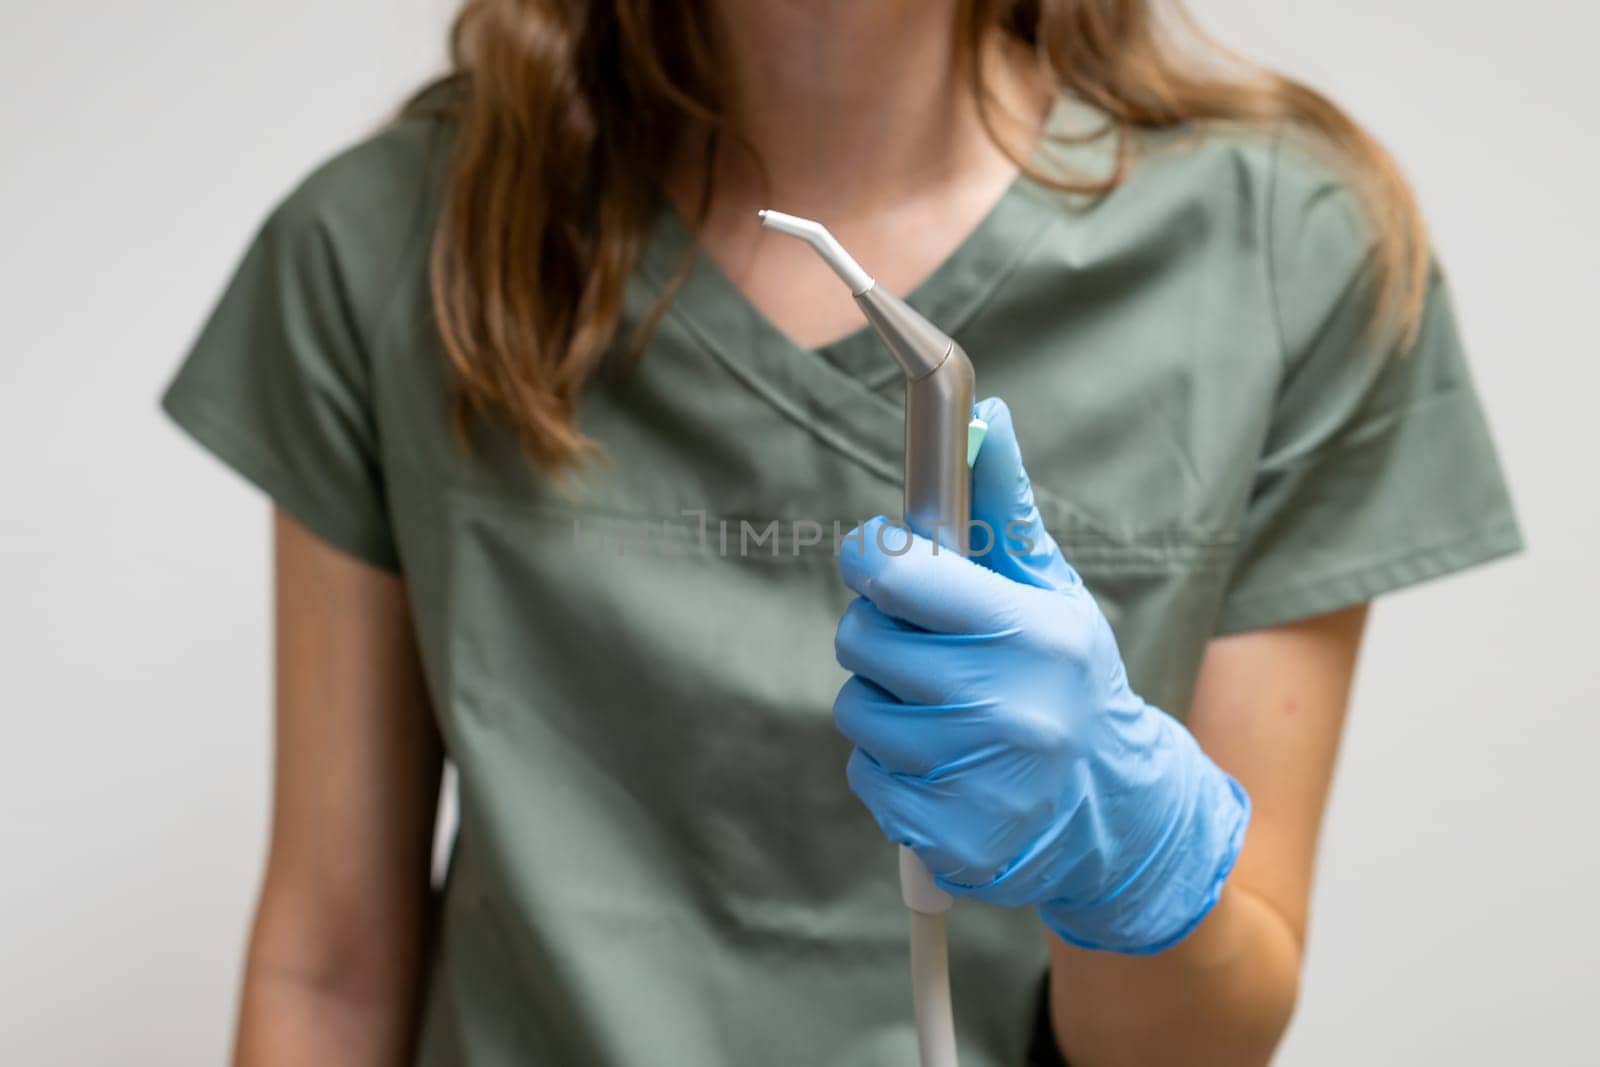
[632,91,1104,489]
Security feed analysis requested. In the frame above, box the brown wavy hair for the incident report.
[418,0,1427,470]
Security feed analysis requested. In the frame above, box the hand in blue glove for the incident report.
[834,397,1250,955]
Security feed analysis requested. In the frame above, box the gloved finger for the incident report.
[846,748,1039,889]
[933,835,1066,907]
[832,674,1006,778]
[970,396,1081,592]
[845,748,972,877]
[834,596,1009,705]
[926,781,1101,907]
[838,515,1025,636]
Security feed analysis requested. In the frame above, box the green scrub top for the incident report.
[161,93,1521,1066]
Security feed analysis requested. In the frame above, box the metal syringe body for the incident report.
[757,210,975,559]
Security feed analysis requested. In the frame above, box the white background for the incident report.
[1,1,1594,1063]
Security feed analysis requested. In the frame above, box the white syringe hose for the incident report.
[902,846,959,1067]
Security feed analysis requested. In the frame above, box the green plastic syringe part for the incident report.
[967,418,989,468]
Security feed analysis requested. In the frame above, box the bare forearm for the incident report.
[235,960,420,1067]
[1047,885,1301,1067]
[233,869,432,1067]
[239,515,442,1066]
[1044,605,1371,1065]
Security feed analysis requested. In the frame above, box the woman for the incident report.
[162,1,1521,1064]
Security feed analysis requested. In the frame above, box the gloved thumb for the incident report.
[970,396,1080,591]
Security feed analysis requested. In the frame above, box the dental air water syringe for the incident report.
[758,209,987,1067]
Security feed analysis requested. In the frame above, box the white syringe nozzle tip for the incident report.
[758,208,803,234]
[756,209,873,295]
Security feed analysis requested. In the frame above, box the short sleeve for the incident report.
[160,174,401,572]
[1215,140,1523,635]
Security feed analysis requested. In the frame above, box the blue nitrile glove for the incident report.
[833,397,1250,954]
